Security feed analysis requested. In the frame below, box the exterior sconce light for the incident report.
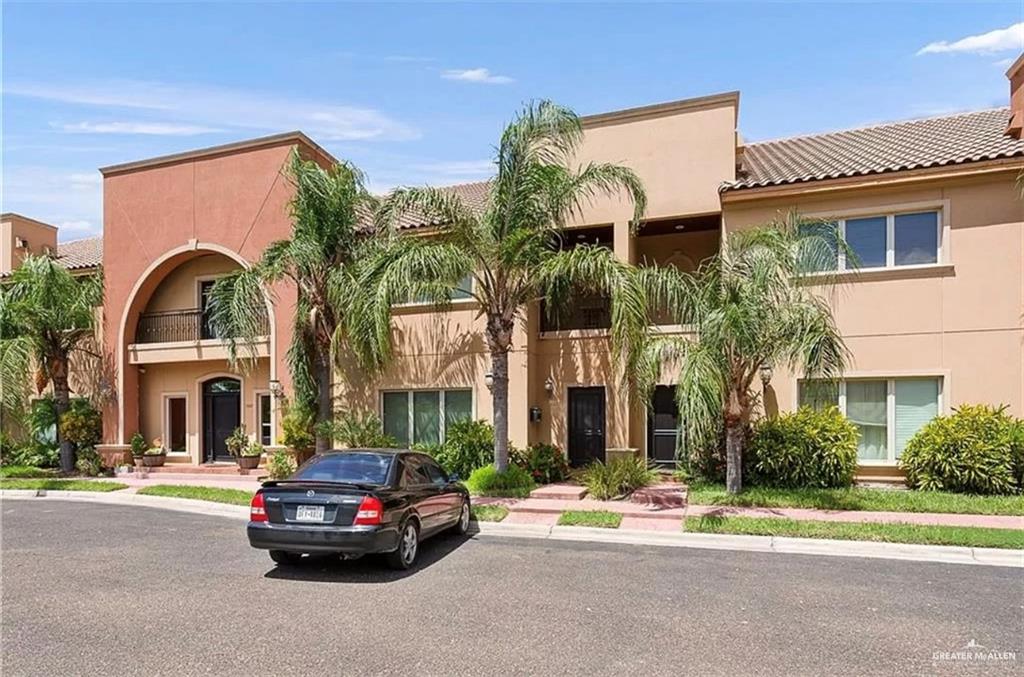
[529,406,542,423]
[484,372,494,390]
[269,379,285,399]
[544,376,555,394]
[759,363,773,386]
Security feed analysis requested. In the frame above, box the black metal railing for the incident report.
[135,308,205,343]
[134,308,268,344]
[540,296,612,332]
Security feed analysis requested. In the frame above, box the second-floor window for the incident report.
[805,210,940,272]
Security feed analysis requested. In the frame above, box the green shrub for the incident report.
[900,404,1023,495]
[430,419,493,479]
[326,410,398,449]
[581,457,658,500]
[747,407,858,489]
[241,441,264,457]
[58,398,102,449]
[224,427,248,457]
[280,406,315,456]
[13,398,60,467]
[129,432,147,457]
[75,447,103,476]
[266,450,296,480]
[511,443,569,484]
[465,464,535,498]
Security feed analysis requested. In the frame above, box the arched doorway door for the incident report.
[202,377,241,463]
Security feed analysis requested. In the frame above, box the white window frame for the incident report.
[162,392,189,455]
[802,377,943,466]
[255,390,273,446]
[379,388,475,446]
[392,274,476,309]
[835,211,942,272]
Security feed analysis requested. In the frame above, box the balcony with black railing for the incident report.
[134,308,268,344]
[540,297,612,333]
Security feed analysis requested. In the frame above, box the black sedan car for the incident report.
[248,450,471,569]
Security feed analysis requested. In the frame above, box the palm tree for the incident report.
[1,255,104,473]
[365,101,649,472]
[636,213,849,494]
[209,151,386,454]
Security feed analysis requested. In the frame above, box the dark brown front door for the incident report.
[568,387,605,467]
[202,377,240,462]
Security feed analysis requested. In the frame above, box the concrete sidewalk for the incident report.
[103,473,262,492]
[686,504,1024,530]
[3,489,1021,568]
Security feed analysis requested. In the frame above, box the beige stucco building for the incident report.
[5,57,1023,478]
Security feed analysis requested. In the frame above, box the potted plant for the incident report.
[142,437,167,467]
[237,440,263,471]
[129,432,147,467]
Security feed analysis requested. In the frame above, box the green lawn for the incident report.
[558,510,622,528]
[471,505,509,522]
[0,478,127,492]
[136,485,254,506]
[0,465,58,479]
[686,483,1024,516]
[685,515,1024,550]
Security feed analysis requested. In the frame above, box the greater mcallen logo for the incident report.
[933,639,1017,663]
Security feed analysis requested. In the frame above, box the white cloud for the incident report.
[2,166,103,240]
[57,220,97,234]
[410,160,494,179]
[441,68,514,85]
[4,79,418,141]
[917,22,1024,55]
[994,57,1016,68]
[54,121,222,135]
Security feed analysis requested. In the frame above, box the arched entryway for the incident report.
[202,377,241,463]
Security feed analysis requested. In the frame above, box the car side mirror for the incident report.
[448,473,460,483]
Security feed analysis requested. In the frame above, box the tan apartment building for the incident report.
[6,57,1023,477]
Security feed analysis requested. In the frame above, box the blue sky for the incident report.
[3,1,1022,241]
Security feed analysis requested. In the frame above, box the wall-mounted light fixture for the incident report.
[544,376,555,394]
[484,372,494,390]
[529,406,542,423]
[759,363,773,386]
[269,379,285,399]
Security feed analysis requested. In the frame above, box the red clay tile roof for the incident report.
[390,180,492,230]
[55,236,103,271]
[726,107,1024,192]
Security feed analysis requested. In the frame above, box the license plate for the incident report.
[295,505,325,522]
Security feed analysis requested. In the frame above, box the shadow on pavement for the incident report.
[261,532,472,583]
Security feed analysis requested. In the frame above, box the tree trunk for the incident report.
[490,347,510,472]
[724,420,743,495]
[314,350,333,454]
[51,362,75,475]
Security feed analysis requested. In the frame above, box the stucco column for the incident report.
[612,220,636,264]
[612,220,639,454]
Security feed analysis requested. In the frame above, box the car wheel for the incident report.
[385,520,419,570]
[269,550,302,565]
[452,498,471,535]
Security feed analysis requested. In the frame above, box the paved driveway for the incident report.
[2,501,1021,676]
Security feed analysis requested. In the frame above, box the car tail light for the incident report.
[354,496,383,526]
[250,491,267,522]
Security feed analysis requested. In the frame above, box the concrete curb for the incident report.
[5,490,1021,568]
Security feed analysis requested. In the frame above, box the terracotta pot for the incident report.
[237,455,261,470]
[141,453,166,467]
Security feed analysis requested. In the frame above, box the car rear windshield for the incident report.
[292,453,394,485]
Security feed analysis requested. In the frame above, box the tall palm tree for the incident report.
[1,255,104,473]
[209,151,386,454]
[365,101,649,472]
[636,213,849,494]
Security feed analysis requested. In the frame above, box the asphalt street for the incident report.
[2,501,1021,676]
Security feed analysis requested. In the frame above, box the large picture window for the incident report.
[382,389,473,447]
[805,210,940,272]
[799,377,941,463]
